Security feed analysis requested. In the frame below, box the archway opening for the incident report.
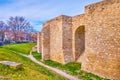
[75,26,85,61]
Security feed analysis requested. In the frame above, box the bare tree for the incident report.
[7,16,32,42]
[0,21,9,41]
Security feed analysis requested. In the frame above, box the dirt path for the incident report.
[29,51,79,80]
[13,51,79,80]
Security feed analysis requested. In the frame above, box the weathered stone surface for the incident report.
[72,14,85,62]
[37,32,41,53]
[49,16,64,63]
[37,0,120,79]
[41,15,74,63]
[0,76,9,80]
[0,61,22,69]
[82,1,120,79]
[62,16,74,63]
[41,25,50,60]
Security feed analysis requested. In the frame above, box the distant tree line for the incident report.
[0,16,37,45]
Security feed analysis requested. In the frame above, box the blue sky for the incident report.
[0,0,102,31]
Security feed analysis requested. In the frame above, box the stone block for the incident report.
[0,61,22,69]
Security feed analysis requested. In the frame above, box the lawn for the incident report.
[0,43,67,80]
[32,52,110,80]
[3,43,36,54]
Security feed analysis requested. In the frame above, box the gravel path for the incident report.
[13,50,79,80]
[28,51,79,80]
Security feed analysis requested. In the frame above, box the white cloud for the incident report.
[0,0,102,31]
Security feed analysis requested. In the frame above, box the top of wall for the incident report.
[85,0,120,14]
[41,0,120,31]
[42,15,71,28]
[72,14,85,19]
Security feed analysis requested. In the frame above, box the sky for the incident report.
[0,0,102,31]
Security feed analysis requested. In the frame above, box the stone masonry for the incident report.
[37,32,41,53]
[37,0,120,79]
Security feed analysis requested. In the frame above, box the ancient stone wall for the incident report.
[41,25,50,60]
[37,32,41,53]
[72,14,85,62]
[42,15,75,64]
[38,0,120,79]
[82,0,120,79]
[62,16,74,63]
[49,16,64,63]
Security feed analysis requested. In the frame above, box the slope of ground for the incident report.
[3,43,36,54]
[0,43,67,80]
[32,52,110,80]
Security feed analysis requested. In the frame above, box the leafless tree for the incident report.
[0,21,9,41]
[7,16,32,42]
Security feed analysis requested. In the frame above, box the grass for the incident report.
[3,43,36,54]
[32,51,110,80]
[0,43,67,80]
[32,51,42,61]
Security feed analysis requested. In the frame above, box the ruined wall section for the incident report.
[62,16,74,63]
[39,0,120,79]
[44,15,76,64]
[48,16,64,63]
[85,0,120,14]
[42,24,50,60]
[82,0,120,79]
[37,32,41,53]
[72,14,85,62]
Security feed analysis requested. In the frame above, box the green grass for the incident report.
[0,43,67,80]
[32,52,42,61]
[3,43,36,54]
[32,52,110,80]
